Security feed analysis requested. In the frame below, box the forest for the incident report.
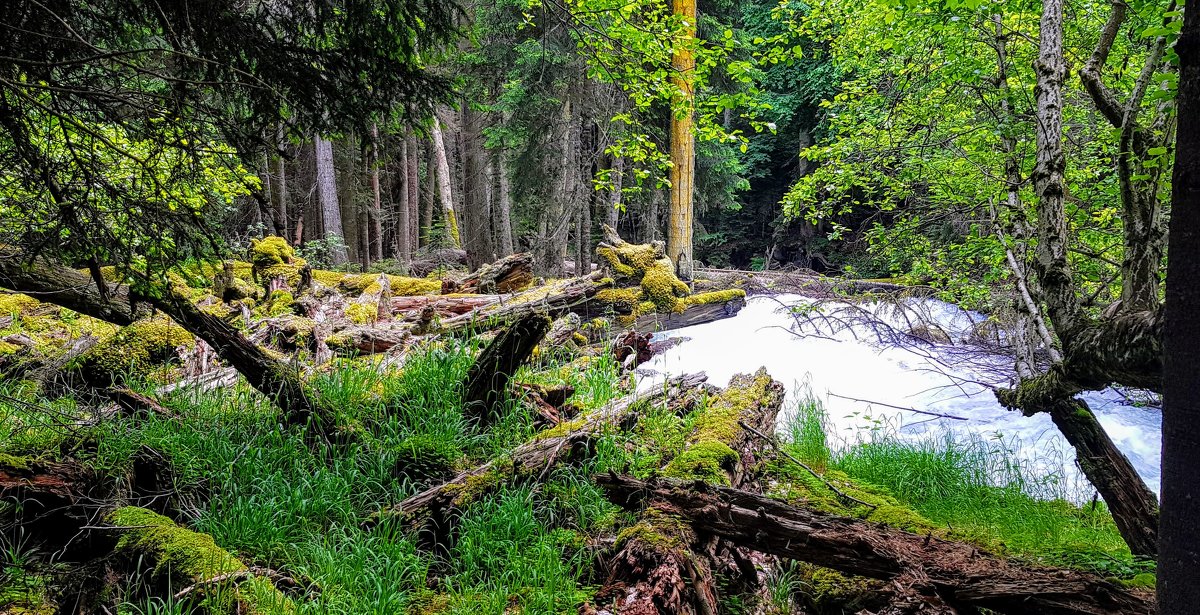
[0,0,1198,612]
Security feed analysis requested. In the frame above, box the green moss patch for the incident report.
[74,317,193,385]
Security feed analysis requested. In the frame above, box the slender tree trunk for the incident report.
[406,131,421,254]
[1160,1,1200,608]
[646,188,662,242]
[576,185,591,274]
[667,0,697,281]
[314,135,348,264]
[607,156,623,229]
[370,124,384,263]
[494,148,515,256]
[396,137,413,268]
[431,116,462,248]
[423,141,437,248]
[274,129,289,241]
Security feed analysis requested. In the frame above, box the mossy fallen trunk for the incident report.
[372,374,710,547]
[598,475,1153,615]
[107,507,295,614]
[591,225,746,332]
[0,246,152,326]
[599,368,785,615]
[462,313,551,425]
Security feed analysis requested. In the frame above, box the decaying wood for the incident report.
[0,456,97,502]
[409,248,469,276]
[458,252,534,294]
[612,330,652,369]
[325,325,411,356]
[599,369,785,615]
[597,475,1153,615]
[109,388,176,418]
[373,373,710,535]
[628,296,746,333]
[694,267,931,298]
[462,313,552,424]
[0,246,151,325]
[391,295,501,317]
[544,313,583,347]
[439,271,610,334]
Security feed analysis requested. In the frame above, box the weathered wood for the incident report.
[324,325,411,356]
[628,296,745,333]
[0,247,151,325]
[374,373,710,533]
[596,475,1154,615]
[458,252,534,294]
[462,313,552,424]
[439,272,610,334]
[599,369,785,615]
[109,388,176,418]
[391,295,501,317]
[613,330,652,369]
[410,248,469,276]
[0,456,97,502]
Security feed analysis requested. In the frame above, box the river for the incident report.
[635,294,1162,501]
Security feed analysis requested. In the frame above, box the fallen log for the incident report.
[462,313,552,424]
[596,475,1154,615]
[628,295,746,333]
[391,295,501,317]
[324,325,411,356]
[372,374,710,540]
[109,388,176,418]
[598,369,785,615]
[410,248,469,277]
[0,246,152,325]
[457,252,534,294]
[438,272,611,334]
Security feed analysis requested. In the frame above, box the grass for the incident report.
[779,391,1153,577]
[0,338,1156,612]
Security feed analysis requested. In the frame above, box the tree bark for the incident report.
[494,147,516,256]
[431,116,462,248]
[315,135,348,264]
[607,155,623,229]
[597,475,1154,615]
[462,313,551,424]
[1160,0,1200,608]
[370,124,385,263]
[396,135,413,267]
[668,0,697,281]
[406,131,422,255]
[462,104,494,268]
[274,126,289,241]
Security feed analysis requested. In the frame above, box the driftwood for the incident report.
[457,252,534,294]
[544,313,583,347]
[462,313,552,424]
[612,330,652,369]
[694,267,933,298]
[373,374,710,537]
[597,475,1154,615]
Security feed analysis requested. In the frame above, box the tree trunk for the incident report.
[668,0,697,281]
[598,475,1153,615]
[576,185,592,275]
[462,104,494,268]
[274,126,289,240]
[1160,0,1200,609]
[431,116,462,248]
[315,135,348,265]
[607,155,623,229]
[1030,0,1078,337]
[462,313,551,425]
[396,135,413,267]
[370,124,385,263]
[494,147,516,256]
[0,248,151,325]
[407,131,422,254]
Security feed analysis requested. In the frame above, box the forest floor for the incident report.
[0,239,1156,614]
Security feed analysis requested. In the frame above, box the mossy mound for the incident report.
[594,227,745,323]
[0,293,119,378]
[108,507,295,614]
[74,317,193,386]
[392,434,461,483]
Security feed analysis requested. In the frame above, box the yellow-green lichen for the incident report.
[0,340,21,355]
[345,303,377,325]
[263,290,295,317]
[74,317,193,385]
[250,236,296,269]
[662,440,739,485]
[0,293,40,317]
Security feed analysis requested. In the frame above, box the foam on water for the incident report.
[635,294,1162,500]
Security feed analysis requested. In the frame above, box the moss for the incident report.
[662,441,739,485]
[0,340,21,355]
[0,293,40,317]
[1118,572,1156,589]
[767,467,937,535]
[345,302,377,325]
[797,564,884,613]
[250,236,296,269]
[108,507,295,614]
[74,317,193,385]
[615,509,692,550]
[309,270,439,297]
[681,289,745,310]
[0,452,31,470]
[264,290,295,317]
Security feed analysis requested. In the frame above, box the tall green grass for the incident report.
[780,392,1150,576]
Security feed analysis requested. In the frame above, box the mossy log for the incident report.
[457,252,534,294]
[409,248,469,276]
[438,271,611,334]
[462,313,552,424]
[597,475,1153,615]
[0,246,151,325]
[372,373,710,542]
[324,326,411,356]
[107,507,295,614]
[391,295,502,318]
[599,369,785,615]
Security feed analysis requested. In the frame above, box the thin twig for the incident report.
[738,420,877,510]
[826,392,968,421]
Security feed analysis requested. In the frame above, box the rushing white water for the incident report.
[635,294,1162,500]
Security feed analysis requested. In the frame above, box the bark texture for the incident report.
[667,0,696,281]
[462,313,552,424]
[1159,0,1200,608]
[315,135,348,264]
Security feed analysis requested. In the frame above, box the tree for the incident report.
[1160,0,1200,607]
[315,135,349,265]
[431,115,463,248]
[667,0,697,280]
